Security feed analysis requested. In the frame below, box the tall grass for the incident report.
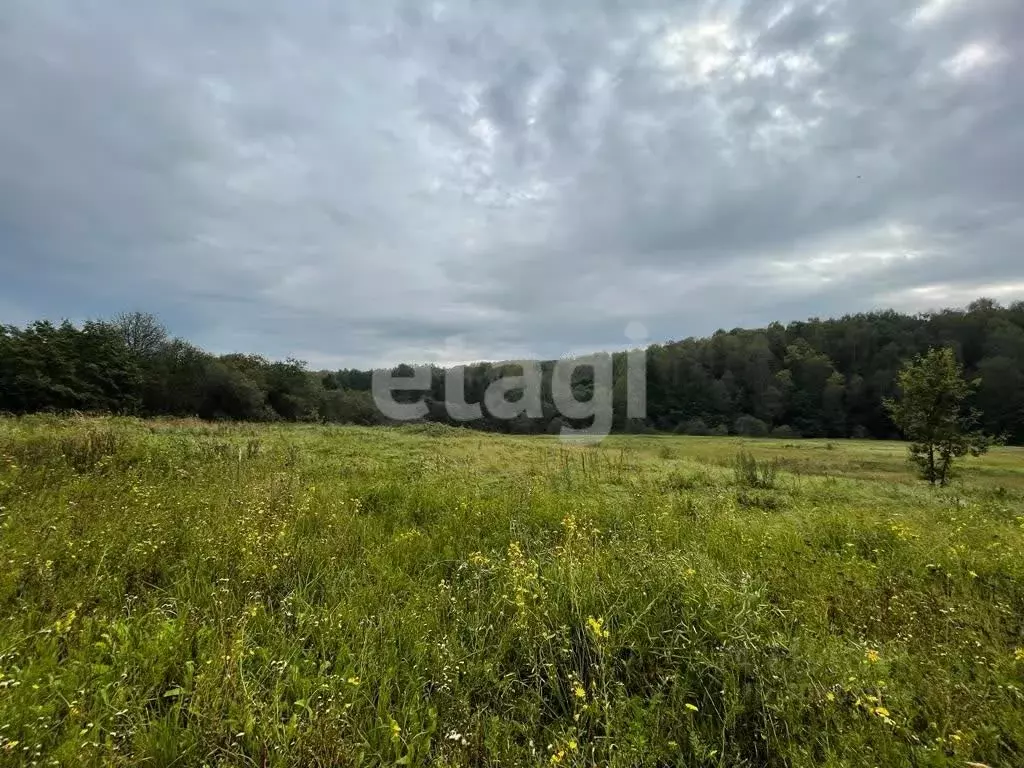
[732,449,782,489]
[0,417,1022,766]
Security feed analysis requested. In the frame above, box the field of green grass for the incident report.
[1,416,1022,767]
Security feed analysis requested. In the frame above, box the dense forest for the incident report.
[2,299,1023,444]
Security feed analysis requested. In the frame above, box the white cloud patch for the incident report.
[943,42,1000,77]
[911,0,966,26]
[655,20,746,85]
[764,222,928,289]
[880,281,1024,311]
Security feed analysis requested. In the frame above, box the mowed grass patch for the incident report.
[0,416,1022,767]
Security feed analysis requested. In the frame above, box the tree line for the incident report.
[1,299,1023,444]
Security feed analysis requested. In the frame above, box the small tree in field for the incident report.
[885,347,992,486]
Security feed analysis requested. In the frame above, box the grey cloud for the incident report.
[1,0,1022,367]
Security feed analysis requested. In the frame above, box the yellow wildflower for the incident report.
[865,649,881,664]
[573,684,586,699]
[586,616,610,640]
[469,551,490,567]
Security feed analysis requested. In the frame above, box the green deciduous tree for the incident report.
[884,347,993,485]
[0,320,141,413]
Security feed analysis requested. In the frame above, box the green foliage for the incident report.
[3,299,1024,444]
[1,419,1023,766]
[734,414,770,437]
[317,389,379,425]
[732,449,781,489]
[675,418,711,436]
[885,347,994,485]
[0,320,141,413]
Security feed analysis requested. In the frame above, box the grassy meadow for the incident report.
[0,416,1023,766]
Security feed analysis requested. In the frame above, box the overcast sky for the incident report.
[2,0,1023,368]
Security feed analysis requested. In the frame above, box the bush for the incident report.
[771,424,799,439]
[676,418,712,436]
[710,423,730,437]
[734,415,770,437]
[663,469,714,490]
[733,450,781,489]
[195,361,272,421]
[319,389,380,425]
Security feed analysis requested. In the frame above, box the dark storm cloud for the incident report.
[1,0,1022,366]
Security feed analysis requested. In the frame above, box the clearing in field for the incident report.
[0,417,1022,766]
